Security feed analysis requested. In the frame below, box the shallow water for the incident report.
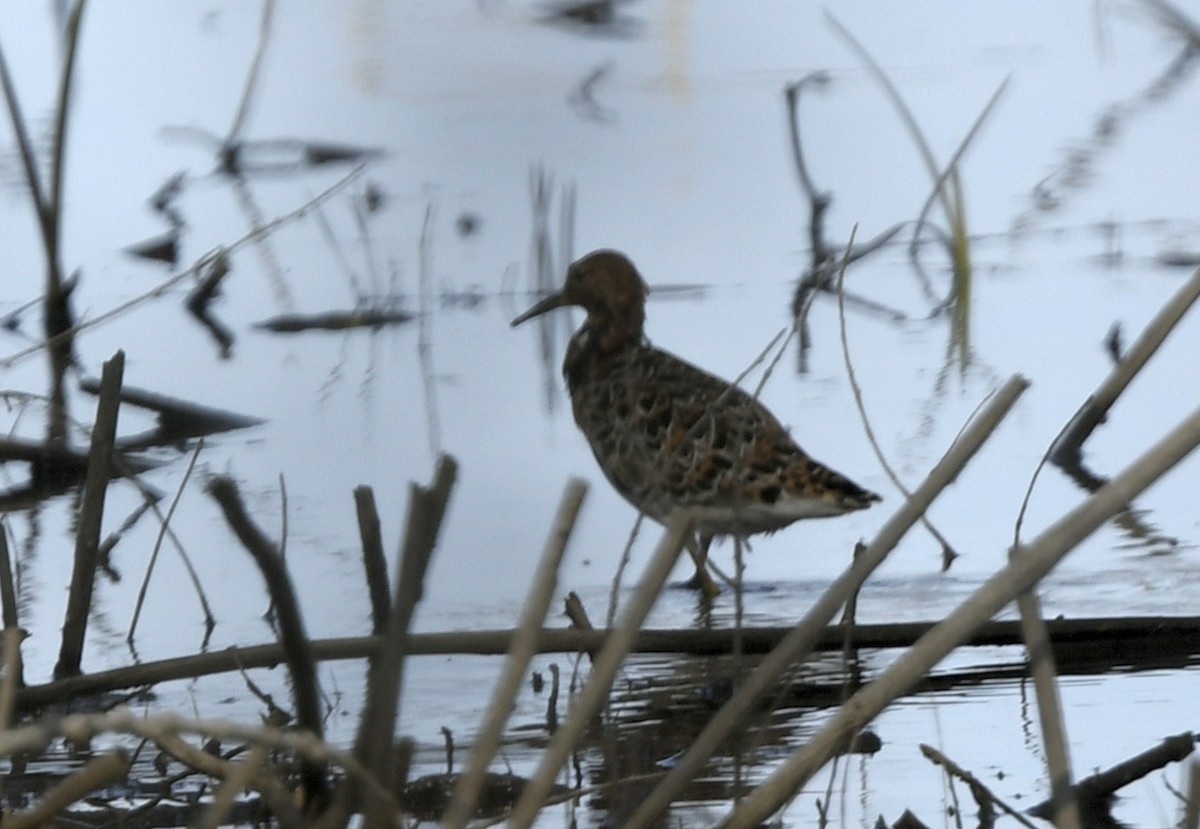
[0,2,1198,826]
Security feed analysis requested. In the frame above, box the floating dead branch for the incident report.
[123,230,179,266]
[253,307,413,333]
[1030,732,1198,823]
[0,436,158,499]
[539,0,643,37]
[78,377,264,450]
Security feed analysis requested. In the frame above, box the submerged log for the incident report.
[253,308,413,332]
[14,615,1200,712]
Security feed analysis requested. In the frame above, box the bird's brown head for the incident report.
[511,249,649,347]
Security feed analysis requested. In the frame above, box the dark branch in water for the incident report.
[206,475,327,808]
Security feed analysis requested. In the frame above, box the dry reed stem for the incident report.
[920,744,1039,829]
[353,486,390,634]
[1053,262,1200,469]
[200,744,267,829]
[719,402,1200,829]
[1013,589,1081,829]
[129,437,206,642]
[354,455,456,829]
[55,350,124,680]
[0,522,16,630]
[4,749,128,829]
[444,478,587,828]
[227,0,274,143]
[0,709,395,805]
[623,373,1029,829]
[0,628,24,731]
[834,229,956,561]
[506,512,695,828]
[155,731,303,825]
[1184,758,1200,829]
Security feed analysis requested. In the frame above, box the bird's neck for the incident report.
[563,311,644,391]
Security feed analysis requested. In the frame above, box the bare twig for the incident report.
[835,228,956,564]
[0,627,26,729]
[227,0,275,142]
[129,438,206,643]
[920,744,1039,829]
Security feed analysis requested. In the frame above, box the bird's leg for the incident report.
[682,531,719,598]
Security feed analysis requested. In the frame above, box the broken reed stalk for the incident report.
[353,455,457,829]
[3,749,128,829]
[1185,759,1200,829]
[623,373,1029,829]
[444,478,587,829]
[1052,263,1200,469]
[353,486,391,634]
[506,512,695,829]
[54,350,124,680]
[1013,587,1081,829]
[206,475,326,804]
[0,522,16,630]
[0,523,22,714]
[0,628,24,729]
[719,401,1200,829]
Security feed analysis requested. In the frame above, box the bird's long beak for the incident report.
[511,290,571,327]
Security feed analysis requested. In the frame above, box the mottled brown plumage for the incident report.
[513,249,879,593]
